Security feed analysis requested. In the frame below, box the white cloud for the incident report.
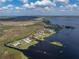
[0,0,13,3]
[66,4,78,11]
[22,0,54,9]
[15,6,21,10]
[23,3,35,8]
[34,0,53,6]
[7,4,14,8]
[0,0,6,2]
[2,6,7,9]
[14,6,22,12]
[0,0,78,14]
[1,4,14,11]
[66,4,78,8]
[44,6,51,11]
[23,4,30,7]
[73,4,78,7]
[20,0,34,8]
[7,0,13,2]
[20,0,28,3]
[56,0,69,3]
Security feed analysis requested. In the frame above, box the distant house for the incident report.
[23,37,32,43]
[12,41,21,47]
[34,30,44,36]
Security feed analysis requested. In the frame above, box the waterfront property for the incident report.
[7,28,55,49]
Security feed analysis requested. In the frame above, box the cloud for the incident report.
[44,6,51,11]
[6,4,14,8]
[22,0,54,9]
[56,0,69,3]
[23,3,35,8]
[73,4,78,7]
[20,0,79,12]
[1,4,14,11]
[34,0,53,6]
[21,0,36,8]
[66,4,78,8]
[15,6,21,10]
[7,0,13,2]
[0,0,13,3]
[1,6,7,9]
[23,4,30,8]
[66,4,78,11]
[0,0,79,16]
[0,0,6,3]
[20,0,28,3]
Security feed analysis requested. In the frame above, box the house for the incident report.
[12,41,21,47]
[23,37,32,43]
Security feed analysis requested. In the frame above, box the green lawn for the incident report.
[0,20,57,59]
[0,21,45,59]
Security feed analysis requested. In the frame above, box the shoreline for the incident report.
[6,29,56,49]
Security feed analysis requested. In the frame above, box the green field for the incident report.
[0,21,45,59]
[0,19,57,59]
[0,18,61,59]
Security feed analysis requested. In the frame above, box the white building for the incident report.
[23,37,32,43]
[12,41,21,47]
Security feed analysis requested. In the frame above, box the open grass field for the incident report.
[0,20,45,59]
[0,21,35,26]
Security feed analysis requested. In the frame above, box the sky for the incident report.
[0,0,79,16]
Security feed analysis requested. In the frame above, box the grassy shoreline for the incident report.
[0,19,61,59]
